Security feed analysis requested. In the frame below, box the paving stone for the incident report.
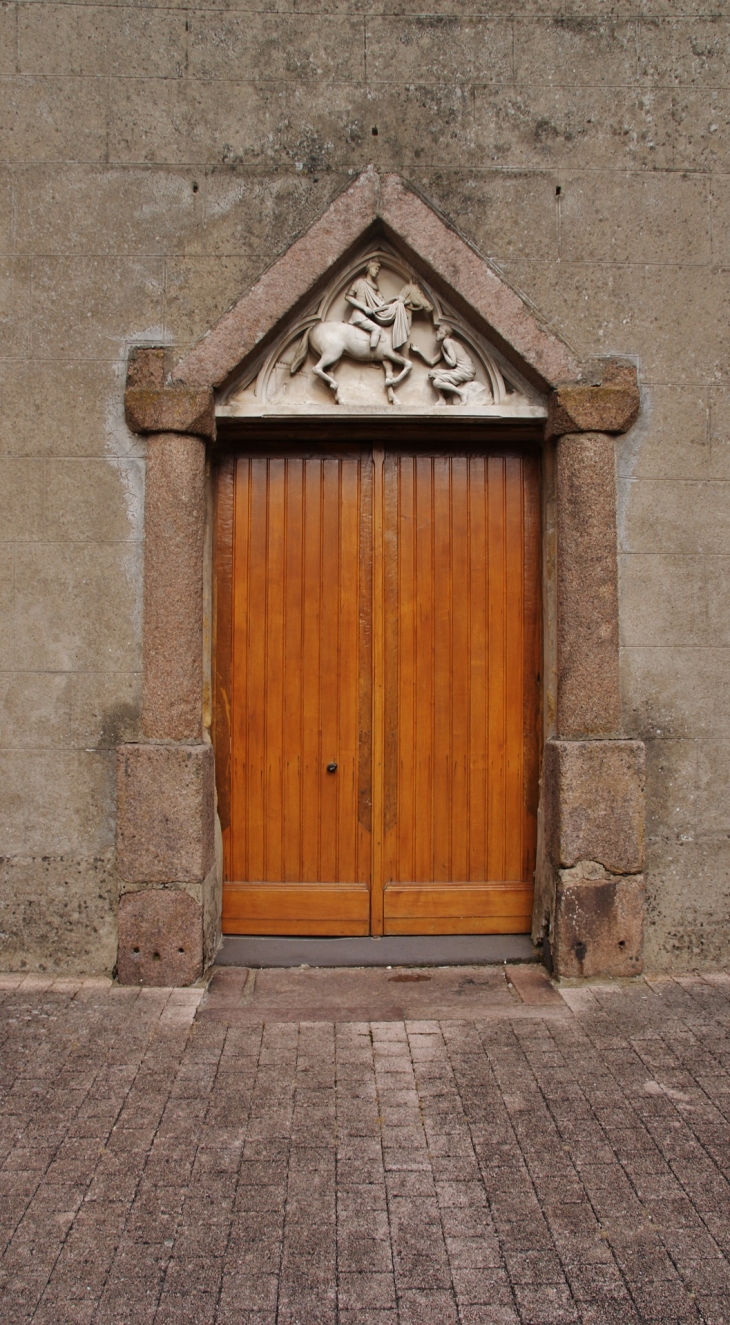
[0,974,729,1321]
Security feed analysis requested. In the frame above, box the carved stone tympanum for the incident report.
[217,245,546,420]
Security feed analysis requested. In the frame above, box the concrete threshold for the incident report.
[215,934,538,968]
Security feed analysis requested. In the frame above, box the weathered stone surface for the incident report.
[142,432,205,741]
[415,169,557,264]
[617,384,709,482]
[126,345,166,391]
[0,670,139,751]
[548,363,640,438]
[619,552,709,649]
[644,837,730,970]
[517,18,639,89]
[0,853,118,975]
[164,254,260,351]
[14,165,203,259]
[553,868,645,979]
[0,542,141,675]
[44,457,144,545]
[561,171,711,267]
[124,385,215,440]
[18,5,186,80]
[543,739,646,876]
[0,76,107,162]
[378,171,578,391]
[507,259,728,386]
[188,13,364,83]
[172,168,380,389]
[0,749,115,856]
[32,257,164,359]
[0,457,44,542]
[0,358,143,459]
[368,17,513,85]
[0,258,31,358]
[116,743,215,885]
[473,85,674,175]
[620,473,730,558]
[117,887,203,986]
[556,431,620,738]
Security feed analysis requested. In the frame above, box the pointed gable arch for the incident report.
[171,166,580,396]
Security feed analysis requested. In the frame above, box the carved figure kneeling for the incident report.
[411,324,478,404]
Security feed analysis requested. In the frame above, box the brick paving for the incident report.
[0,971,729,1324]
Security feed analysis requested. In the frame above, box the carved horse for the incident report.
[289,283,432,404]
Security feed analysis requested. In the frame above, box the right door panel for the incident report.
[380,448,541,934]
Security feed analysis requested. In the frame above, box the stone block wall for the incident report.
[0,1,728,971]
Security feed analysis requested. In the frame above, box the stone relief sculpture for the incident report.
[288,259,434,404]
[218,247,546,419]
[346,258,416,348]
[410,323,488,406]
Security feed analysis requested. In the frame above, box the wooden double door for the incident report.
[214,439,541,936]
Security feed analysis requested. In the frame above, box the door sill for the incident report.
[215,934,538,968]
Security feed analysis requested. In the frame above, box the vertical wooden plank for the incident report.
[241,458,268,882]
[357,456,373,873]
[301,458,323,881]
[263,459,286,882]
[467,455,488,882]
[319,460,341,883]
[413,454,434,883]
[432,456,452,882]
[229,457,247,883]
[213,455,235,881]
[504,455,525,881]
[370,446,385,934]
[382,452,399,846]
[337,458,361,884]
[282,458,304,882]
[522,450,542,885]
[450,454,470,883]
[395,455,416,884]
[486,455,507,883]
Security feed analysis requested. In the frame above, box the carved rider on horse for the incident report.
[345,259,412,351]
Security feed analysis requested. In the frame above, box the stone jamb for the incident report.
[535,371,646,979]
[116,167,644,985]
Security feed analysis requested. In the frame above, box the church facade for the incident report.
[1,3,727,979]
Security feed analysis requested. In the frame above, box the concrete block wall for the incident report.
[0,0,728,971]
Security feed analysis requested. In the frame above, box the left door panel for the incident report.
[220,450,372,935]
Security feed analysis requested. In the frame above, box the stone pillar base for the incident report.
[117,888,204,986]
[115,742,219,985]
[535,738,647,980]
[552,865,645,979]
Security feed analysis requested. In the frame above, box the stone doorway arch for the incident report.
[116,167,644,985]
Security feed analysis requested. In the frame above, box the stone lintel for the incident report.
[117,887,203,986]
[125,385,216,441]
[547,362,640,439]
[553,869,645,979]
[544,739,646,876]
[116,743,215,886]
